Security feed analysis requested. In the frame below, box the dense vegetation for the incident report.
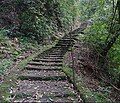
[79,0,120,87]
[0,0,120,102]
[0,0,80,74]
[0,0,80,42]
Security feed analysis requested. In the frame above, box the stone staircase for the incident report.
[11,34,82,102]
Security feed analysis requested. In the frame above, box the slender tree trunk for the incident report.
[101,32,120,57]
[118,0,120,23]
[101,0,120,57]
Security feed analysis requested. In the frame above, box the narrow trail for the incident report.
[11,34,82,102]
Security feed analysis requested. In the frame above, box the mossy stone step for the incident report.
[32,59,62,62]
[52,46,70,49]
[55,45,71,48]
[11,92,76,99]
[57,41,74,44]
[19,75,66,81]
[21,70,65,77]
[58,40,72,43]
[25,65,62,70]
[28,61,62,66]
[60,38,75,41]
[43,56,63,59]
[59,42,71,44]
[46,51,62,53]
[25,66,62,70]
[56,43,72,46]
[46,54,64,56]
[19,70,66,81]
[45,54,63,57]
[47,53,63,55]
[13,96,79,103]
[47,48,61,51]
[44,57,63,59]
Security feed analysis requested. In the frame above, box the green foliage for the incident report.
[80,0,112,53]
[79,0,112,49]
[17,0,81,41]
[79,0,120,84]
[0,29,8,42]
[59,0,80,28]
[0,59,12,76]
[79,0,112,21]
[1,0,81,42]
[15,0,60,42]
[108,38,120,84]
[85,21,108,46]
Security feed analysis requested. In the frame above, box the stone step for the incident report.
[56,44,72,47]
[48,48,61,51]
[47,54,63,56]
[19,70,66,81]
[60,39,73,41]
[45,52,62,55]
[51,47,69,50]
[55,45,70,48]
[32,59,62,62]
[45,55,63,58]
[57,43,71,45]
[47,52,63,56]
[25,65,61,70]
[56,43,74,45]
[47,49,62,52]
[21,70,65,77]
[52,46,70,49]
[56,43,72,45]
[28,61,62,66]
[57,40,74,42]
[45,54,63,58]
[19,75,66,81]
[46,52,62,55]
[12,80,77,101]
[13,96,79,103]
[58,40,72,42]
[12,92,76,99]
[43,56,63,59]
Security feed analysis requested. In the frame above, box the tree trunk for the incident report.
[101,32,120,57]
[118,0,120,23]
[101,0,120,57]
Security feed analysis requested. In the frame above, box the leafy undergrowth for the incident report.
[0,30,35,72]
[63,39,119,102]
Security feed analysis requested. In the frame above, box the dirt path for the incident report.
[10,34,82,102]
